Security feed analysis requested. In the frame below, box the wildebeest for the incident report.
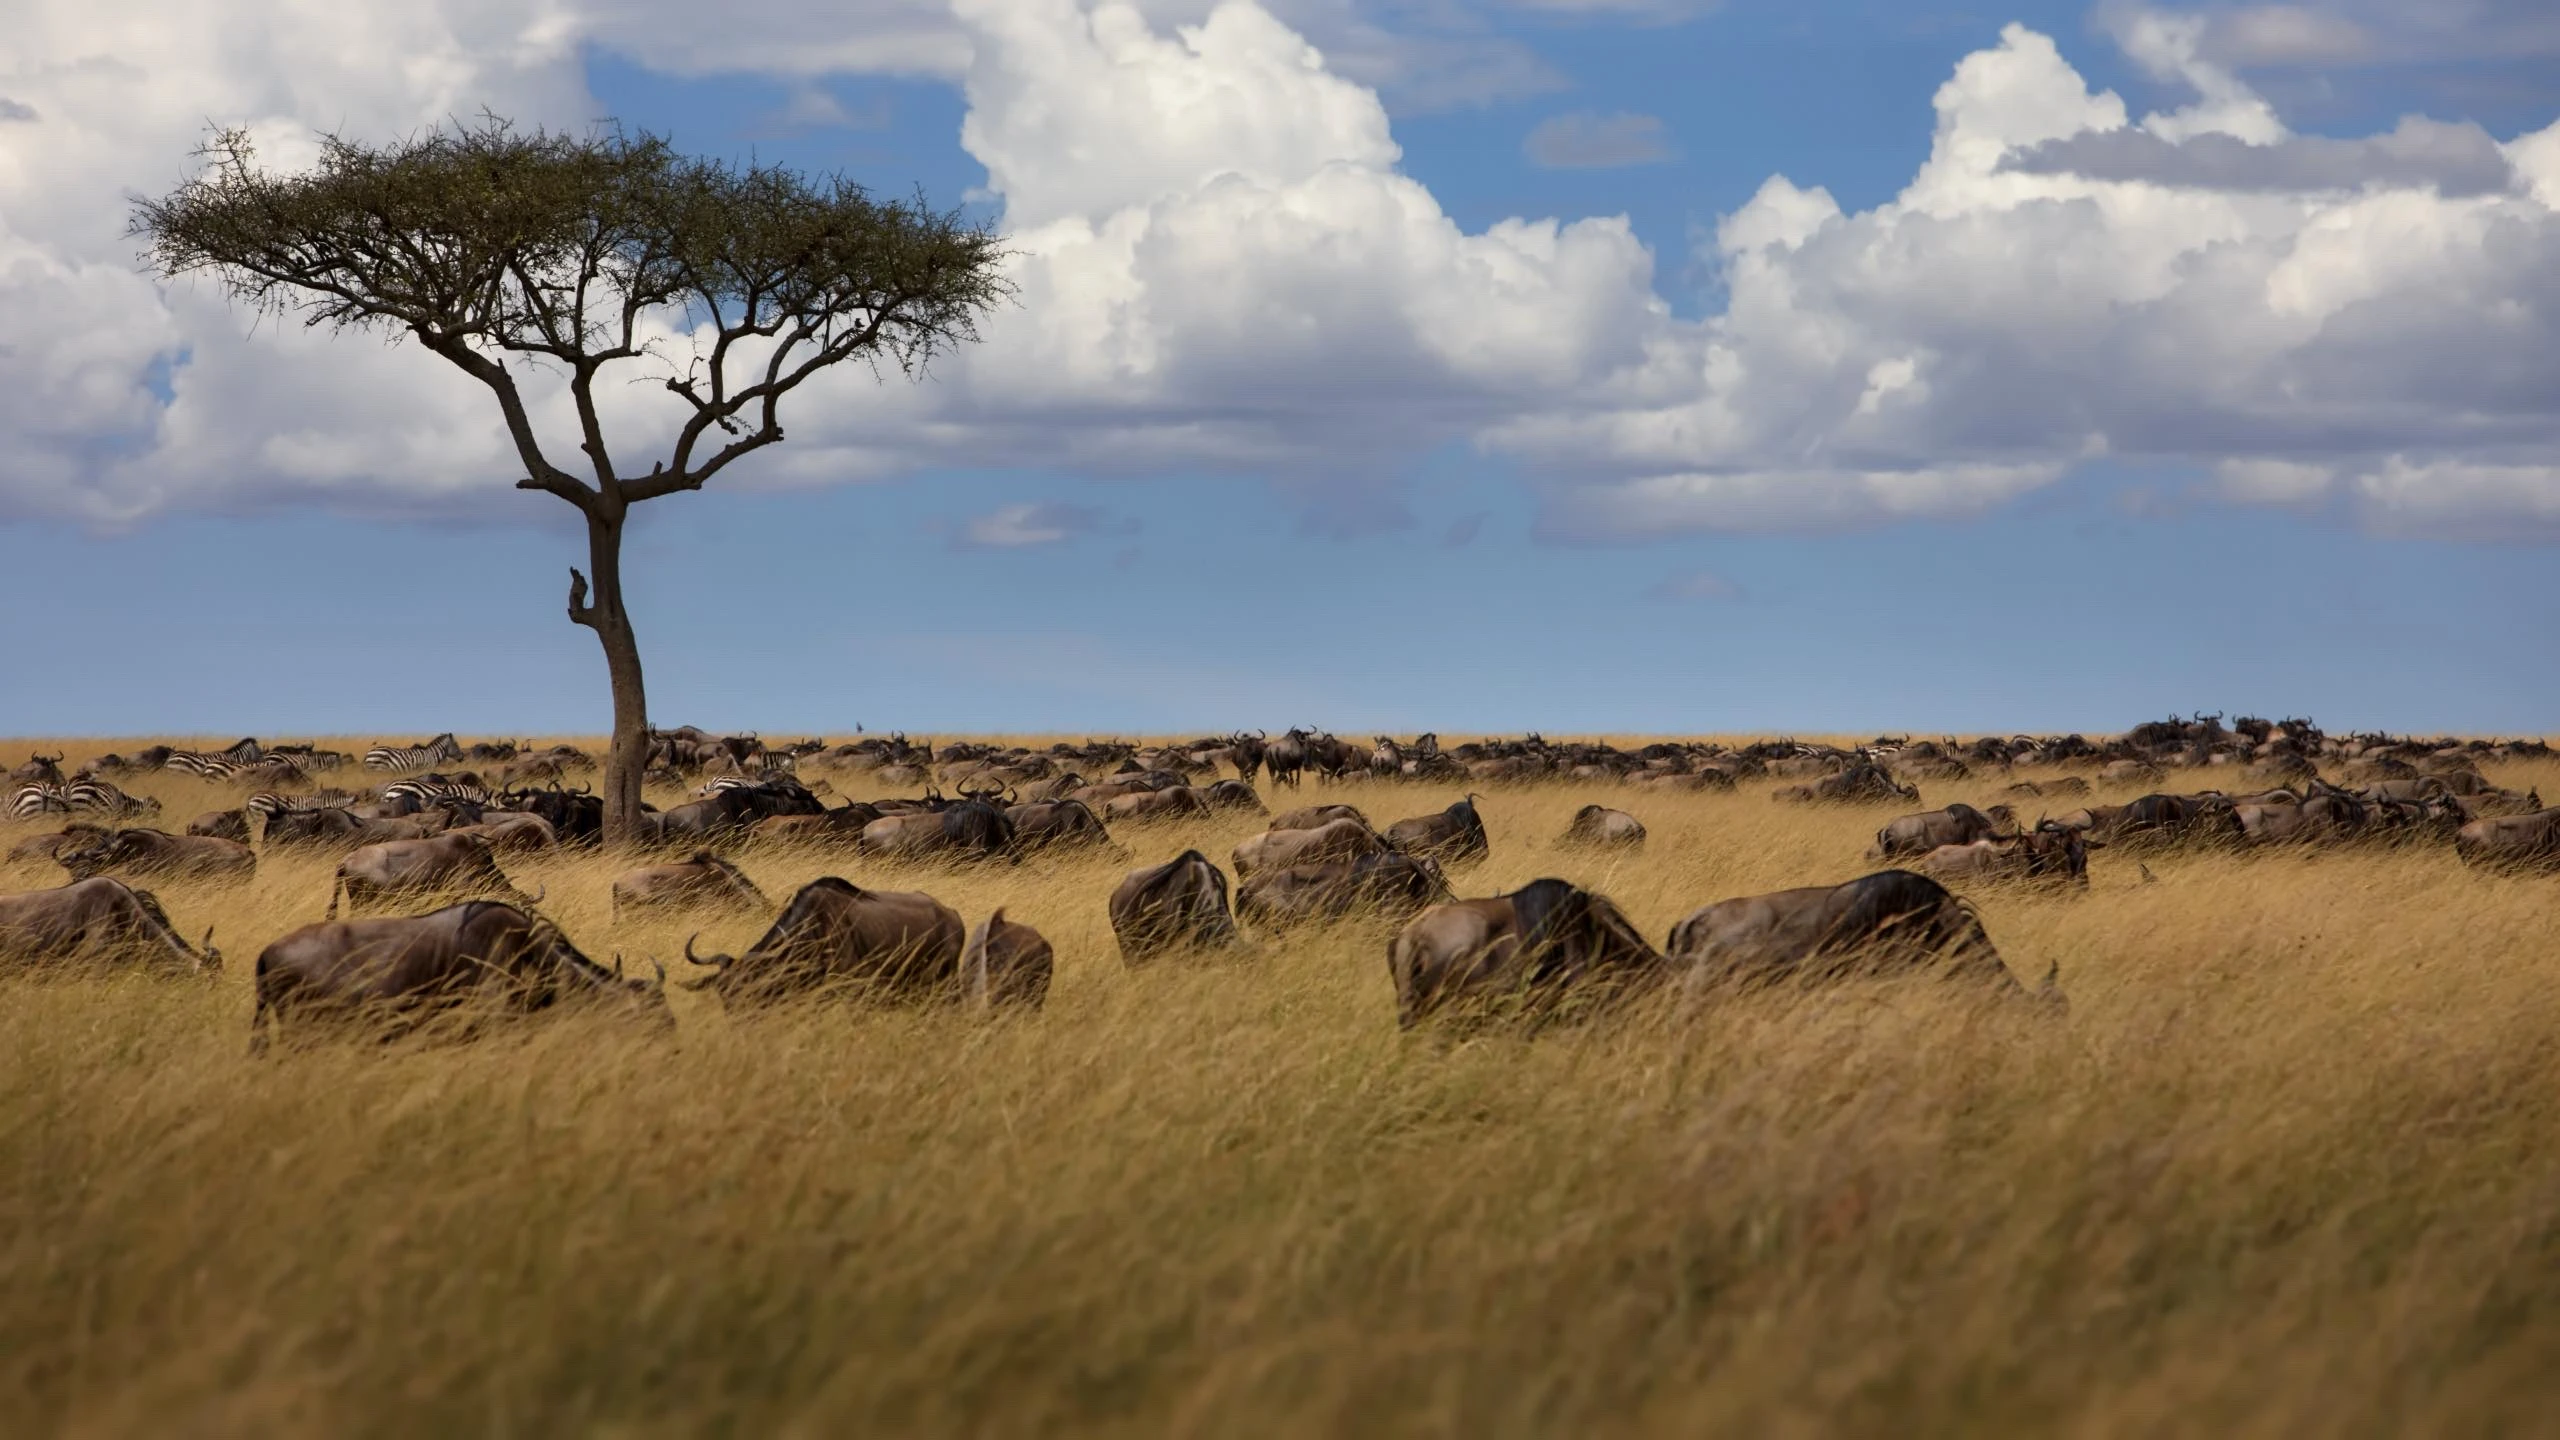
[1236,852,1451,931]
[652,779,826,841]
[1666,870,2051,1001]
[1773,765,1920,805]
[1268,803,1367,833]
[185,808,252,843]
[961,909,1054,1011]
[1004,799,1112,852]
[2453,808,2560,872]
[680,877,966,1006]
[748,801,884,849]
[0,878,218,974]
[1918,824,2095,886]
[857,798,1017,862]
[1103,786,1210,824]
[1383,795,1490,865]
[1108,850,1239,964]
[2111,792,2242,847]
[9,753,65,786]
[1231,816,1390,878]
[611,852,771,919]
[2233,786,2369,846]
[9,824,106,867]
[1559,804,1646,848]
[2004,776,2091,799]
[58,828,257,883]
[1387,877,1661,1029]
[264,807,441,850]
[448,812,559,854]
[252,901,667,1050]
[1198,778,1267,815]
[1869,803,2017,859]
[327,833,534,918]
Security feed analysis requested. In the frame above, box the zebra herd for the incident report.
[6,732,485,824]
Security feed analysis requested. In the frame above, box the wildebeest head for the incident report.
[10,753,64,785]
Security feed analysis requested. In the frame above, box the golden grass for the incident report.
[4,738,2559,1436]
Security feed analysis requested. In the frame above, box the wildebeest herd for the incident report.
[3,716,2553,1045]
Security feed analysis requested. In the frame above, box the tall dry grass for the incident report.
[3,738,2558,1436]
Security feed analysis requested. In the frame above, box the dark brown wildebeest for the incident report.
[1386,876,1661,1029]
[10,823,108,866]
[251,901,666,1051]
[1231,816,1390,878]
[1269,803,1367,833]
[1666,870,2054,1003]
[0,878,218,974]
[611,852,771,919]
[856,798,1016,862]
[1559,804,1646,848]
[327,833,534,918]
[2454,809,2560,872]
[749,801,884,849]
[9,753,65,786]
[961,909,1054,1011]
[1004,799,1112,852]
[1198,778,1267,815]
[1384,795,1490,865]
[58,829,257,883]
[680,877,966,1006]
[2004,776,2091,799]
[186,808,252,843]
[2111,793,2242,847]
[1236,852,1451,931]
[2233,786,2369,846]
[1918,824,2096,886]
[1109,850,1239,964]
[1869,803,2016,859]
[1772,765,1919,806]
[1264,729,1311,789]
[263,808,441,850]
[447,812,559,854]
[1103,787,1210,824]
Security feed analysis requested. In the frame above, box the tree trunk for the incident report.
[577,507,651,846]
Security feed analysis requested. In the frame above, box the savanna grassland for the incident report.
[3,736,2558,1437]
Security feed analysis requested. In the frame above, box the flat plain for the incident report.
[2,735,2556,1437]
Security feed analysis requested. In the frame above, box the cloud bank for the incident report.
[1,0,2555,543]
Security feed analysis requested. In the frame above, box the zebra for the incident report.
[9,780,159,820]
[247,789,359,818]
[380,777,495,814]
[364,733,465,772]
[270,745,352,772]
[162,751,240,781]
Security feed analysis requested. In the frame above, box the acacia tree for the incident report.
[134,120,1009,842]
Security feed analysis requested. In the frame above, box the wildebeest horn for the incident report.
[682,933,732,969]
[648,955,667,986]
[613,954,626,978]
[528,884,548,906]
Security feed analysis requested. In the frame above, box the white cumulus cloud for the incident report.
[0,0,2555,546]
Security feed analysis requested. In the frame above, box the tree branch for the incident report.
[567,567,599,629]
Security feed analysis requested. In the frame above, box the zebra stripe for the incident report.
[247,789,360,817]
[381,778,494,810]
[364,733,466,772]
[10,780,156,819]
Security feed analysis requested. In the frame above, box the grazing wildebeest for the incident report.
[1869,803,2017,859]
[654,780,826,841]
[857,798,1017,862]
[680,877,966,1006]
[2112,793,2242,847]
[1666,870,2051,1001]
[2454,809,2560,872]
[1384,795,1490,865]
[185,808,253,843]
[0,878,218,974]
[9,824,107,867]
[2233,786,2369,846]
[2101,759,2162,786]
[1386,877,1662,1029]
[1268,803,1367,833]
[961,909,1054,1011]
[503,785,605,846]
[1559,804,1647,848]
[749,801,884,848]
[1103,786,1210,824]
[611,852,771,919]
[1236,852,1451,930]
[327,834,534,918]
[1004,799,1112,852]
[2004,776,2091,799]
[1773,765,1919,805]
[1198,778,1267,815]
[448,812,559,854]
[1231,816,1390,878]
[264,808,439,850]
[252,901,667,1051]
[1109,851,1239,964]
[57,829,257,883]
[1918,824,2096,886]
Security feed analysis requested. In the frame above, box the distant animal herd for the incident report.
[3,715,2553,1047]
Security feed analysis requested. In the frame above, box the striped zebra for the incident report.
[365,733,465,772]
[247,789,360,818]
[162,751,241,780]
[380,777,494,813]
[9,780,159,820]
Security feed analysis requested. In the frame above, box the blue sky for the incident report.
[2,0,2556,737]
